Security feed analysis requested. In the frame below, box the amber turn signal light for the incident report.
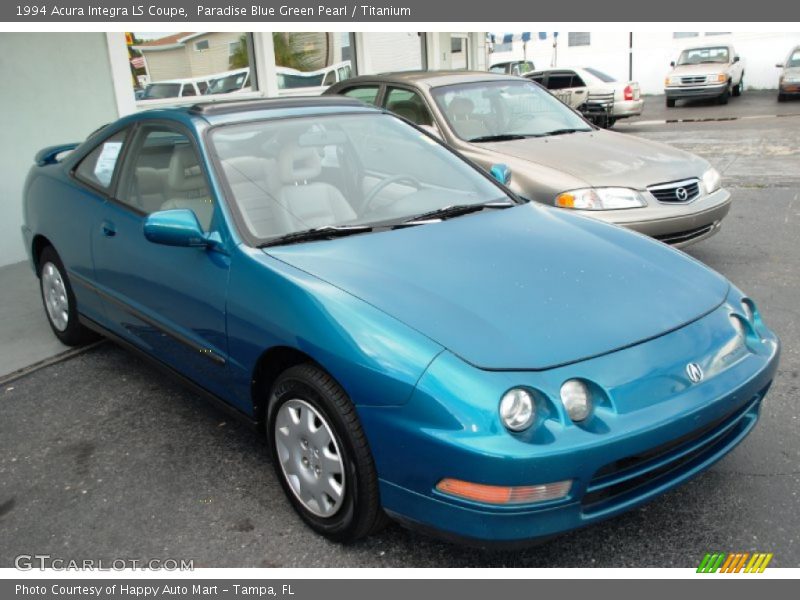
[436,478,572,505]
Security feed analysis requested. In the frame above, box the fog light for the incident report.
[499,388,536,432]
[436,478,572,505]
[560,380,593,422]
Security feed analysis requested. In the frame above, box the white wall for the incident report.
[0,33,120,267]
[490,31,800,94]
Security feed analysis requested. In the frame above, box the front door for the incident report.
[91,123,230,398]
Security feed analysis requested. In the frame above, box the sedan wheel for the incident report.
[268,364,387,542]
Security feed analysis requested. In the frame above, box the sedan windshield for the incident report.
[210,113,510,244]
[677,46,730,65]
[788,50,800,68]
[430,79,592,142]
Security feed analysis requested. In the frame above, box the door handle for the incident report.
[101,221,116,237]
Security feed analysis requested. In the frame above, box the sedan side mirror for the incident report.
[733,56,740,63]
[776,63,784,68]
[490,163,512,185]
[144,209,210,248]
[670,61,675,67]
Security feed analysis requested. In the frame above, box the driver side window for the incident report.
[118,126,215,231]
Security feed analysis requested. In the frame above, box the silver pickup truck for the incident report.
[664,44,744,107]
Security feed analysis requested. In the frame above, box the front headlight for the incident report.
[711,73,727,83]
[555,188,647,210]
[702,168,722,194]
[785,75,800,83]
[499,389,536,432]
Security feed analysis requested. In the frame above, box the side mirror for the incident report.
[776,63,784,68]
[419,124,442,140]
[490,163,512,185]
[144,209,209,248]
[670,61,675,67]
[733,55,740,63]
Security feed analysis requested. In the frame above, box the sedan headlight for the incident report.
[555,188,647,210]
[784,74,800,83]
[702,168,722,194]
[499,389,536,432]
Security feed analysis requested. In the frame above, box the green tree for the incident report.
[229,34,250,69]
[272,32,321,71]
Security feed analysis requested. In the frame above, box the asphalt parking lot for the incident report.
[1,92,799,568]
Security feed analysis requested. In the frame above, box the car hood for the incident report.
[476,130,708,189]
[670,63,729,75]
[266,204,729,371]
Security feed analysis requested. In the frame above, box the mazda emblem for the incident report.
[676,187,689,201]
[686,362,704,383]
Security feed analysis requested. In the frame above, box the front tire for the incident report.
[38,246,96,346]
[718,85,730,105]
[732,77,743,97]
[267,364,387,543]
[778,93,787,102]
[666,98,676,108]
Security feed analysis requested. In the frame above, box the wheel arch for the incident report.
[31,234,54,274]
[251,345,327,431]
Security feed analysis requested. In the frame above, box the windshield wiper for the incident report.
[399,200,515,226]
[542,128,591,136]
[259,225,373,248]
[468,134,532,142]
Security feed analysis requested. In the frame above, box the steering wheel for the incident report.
[362,175,422,214]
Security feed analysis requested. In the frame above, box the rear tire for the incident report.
[666,98,676,108]
[267,363,388,543]
[38,246,97,346]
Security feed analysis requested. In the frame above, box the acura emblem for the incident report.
[676,187,689,201]
[686,362,704,383]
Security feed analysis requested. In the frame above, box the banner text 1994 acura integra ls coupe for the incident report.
[22,97,779,546]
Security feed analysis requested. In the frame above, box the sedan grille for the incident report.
[647,178,701,203]
[681,76,707,85]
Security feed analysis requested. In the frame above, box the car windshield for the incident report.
[431,79,592,142]
[210,113,510,244]
[788,50,800,68]
[677,46,730,65]
[207,73,247,94]
[142,83,181,99]
[583,67,617,82]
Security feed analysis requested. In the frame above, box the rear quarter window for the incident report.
[73,129,128,191]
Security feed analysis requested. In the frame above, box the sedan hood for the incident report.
[267,204,729,370]
[669,63,729,76]
[478,130,708,189]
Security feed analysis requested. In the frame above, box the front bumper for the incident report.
[665,83,728,100]
[574,188,732,248]
[779,82,800,96]
[358,295,779,545]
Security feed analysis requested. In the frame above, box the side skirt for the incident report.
[79,314,261,432]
